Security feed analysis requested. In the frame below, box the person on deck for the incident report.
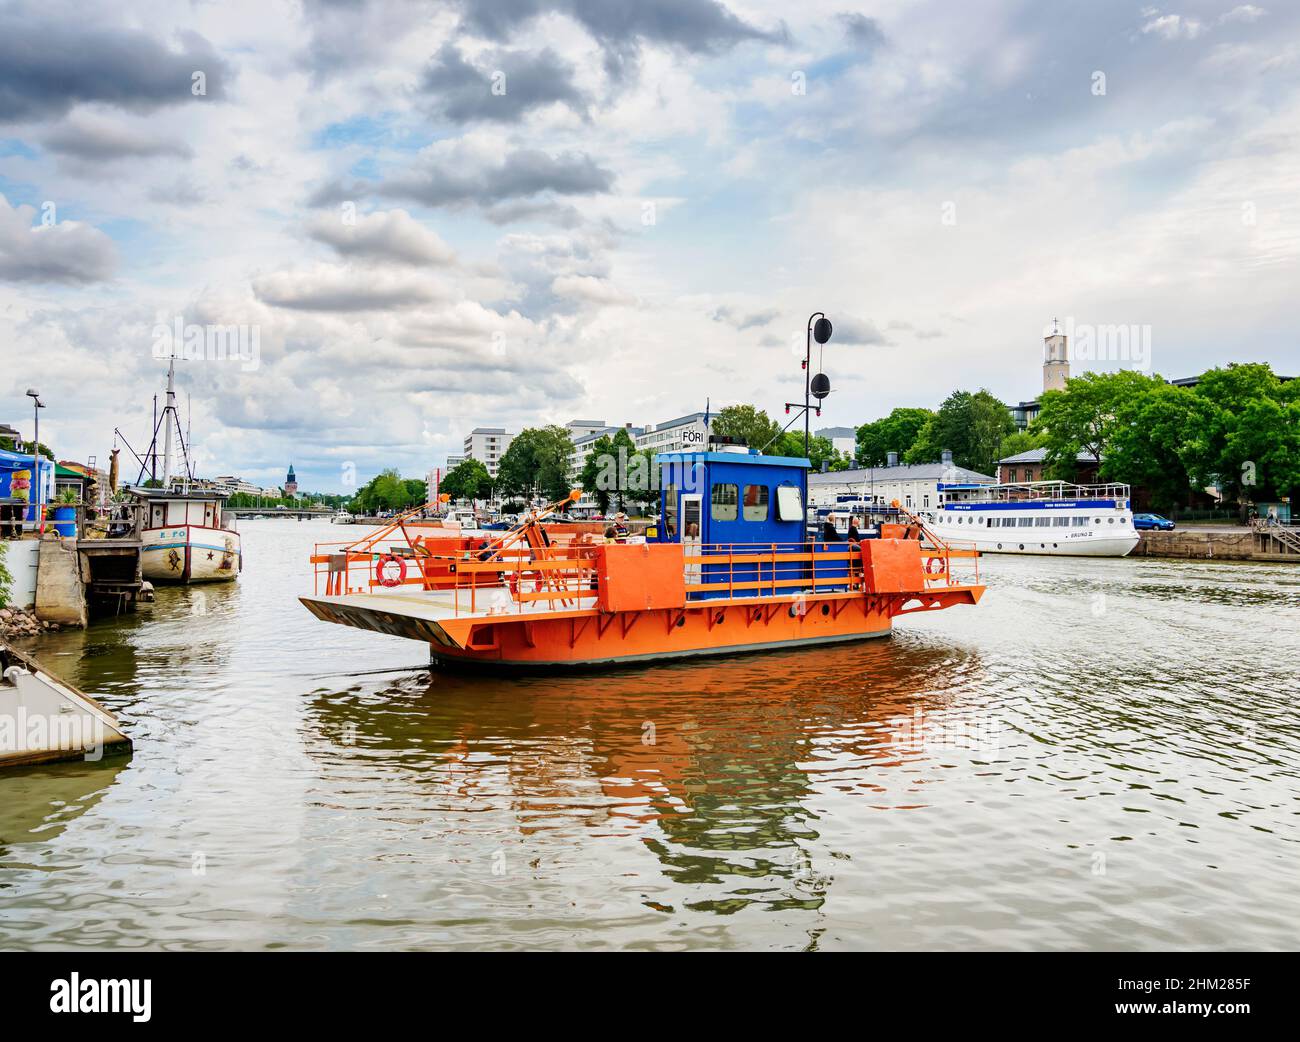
[821,515,840,542]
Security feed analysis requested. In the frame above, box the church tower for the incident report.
[285,463,298,497]
[1043,319,1069,393]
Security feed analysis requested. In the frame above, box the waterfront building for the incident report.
[997,448,1099,484]
[284,464,298,497]
[567,423,644,512]
[808,451,995,513]
[212,475,264,496]
[635,411,711,456]
[565,419,609,441]
[464,427,513,478]
[815,426,857,457]
[568,423,642,480]
[1010,325,1070,431]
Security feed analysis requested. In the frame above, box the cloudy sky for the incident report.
[2,0,1297,492]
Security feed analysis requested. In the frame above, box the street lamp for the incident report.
[25,389,45,533]
[784,313,834,456]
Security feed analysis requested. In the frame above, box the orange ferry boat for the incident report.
[300,448,983,669]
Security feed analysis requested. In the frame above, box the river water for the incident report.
[2,519,1298,951]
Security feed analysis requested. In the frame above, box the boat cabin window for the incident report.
[664,484,678,537]
[775,485,803,522]
[742,484,769,522]
[711,483,738,522]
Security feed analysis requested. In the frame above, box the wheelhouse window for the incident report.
[711,483,739,522]
[775,485,803,521]
[742,484,769,522]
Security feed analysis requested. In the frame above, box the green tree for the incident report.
[441,458,492,503]
[0,540,11,607]
[579,428,640,513]
[996,428,1047,462]
[498,426,573,504]
[905,390,1013,475]
[1035,370,1166,481]
[856,407,934,467]
[579,434,616,513]
[713,404,781,451]
[626,447,661,513]
[773,432,840,470]
[1104,381,1207,510]
[1184,364,1300,516]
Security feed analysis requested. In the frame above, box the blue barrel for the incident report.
[51,505,76,538]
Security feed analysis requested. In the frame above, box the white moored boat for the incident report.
[136,487,241,582]
[330,509,355,524]
[927,480,1139,557]
[120,357,242,583]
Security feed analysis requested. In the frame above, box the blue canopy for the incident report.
[0,447,54,521]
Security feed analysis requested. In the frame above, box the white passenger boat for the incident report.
[927,480,1139,557]
[330,510,355,525]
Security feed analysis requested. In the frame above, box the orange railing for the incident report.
[682,536,978,600]
[310,503,979,617]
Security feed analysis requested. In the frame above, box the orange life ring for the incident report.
[925,555,946,574]
[377,554,406,587]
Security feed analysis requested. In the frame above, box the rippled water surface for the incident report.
[3,520,1298,950]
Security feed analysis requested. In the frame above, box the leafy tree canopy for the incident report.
[905,389,1013,475]
[712,404,781,452]
[856,407,934,467]
[440,458,492,503]
[498,425,573,504]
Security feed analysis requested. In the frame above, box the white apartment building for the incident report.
[815,426,857,457]
[568,423,643,480]
[463,427,513,478]
[565,419,609,441]
[635,411,711,455]
[212,476,265,496]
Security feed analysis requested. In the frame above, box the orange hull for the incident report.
[300,587,982,670]
[303,530,984,671]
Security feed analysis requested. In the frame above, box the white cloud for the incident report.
[252,264,451,311]
[551,274,636,306]
[0,194,116,284]
[1141,14,1206,41]
[306,209,457,267]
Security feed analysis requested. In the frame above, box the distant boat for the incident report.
[331,510,355,524]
